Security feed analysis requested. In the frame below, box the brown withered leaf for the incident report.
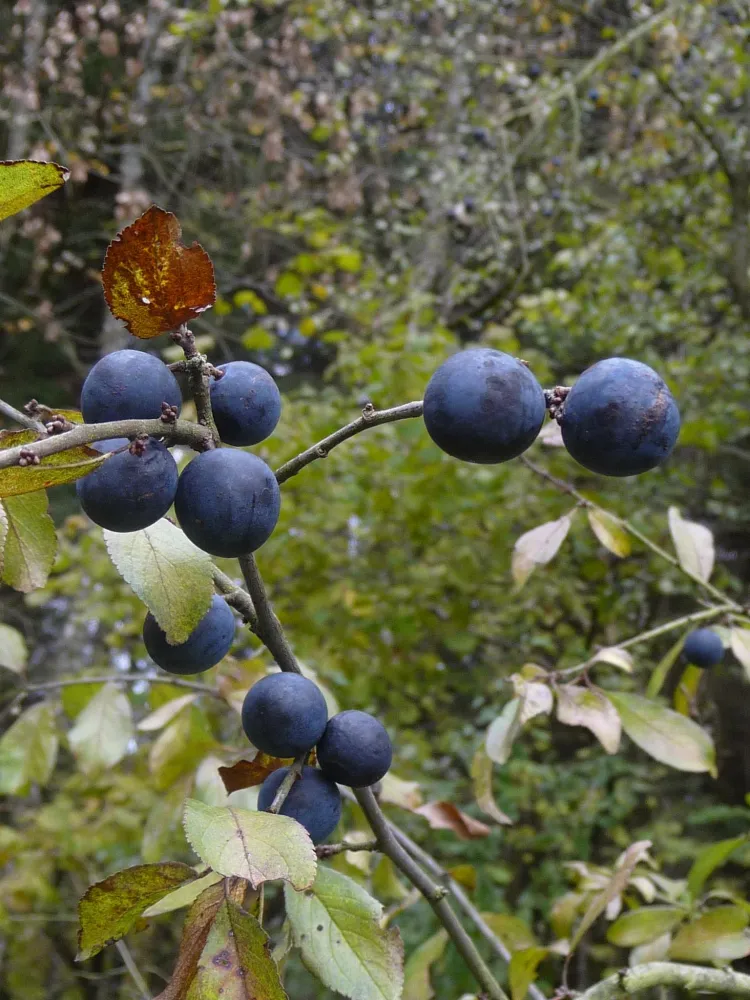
[415,801,491,840]
[218,753,292,794]
[102,205,216,339]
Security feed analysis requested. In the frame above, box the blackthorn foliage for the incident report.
[560,358,680,477]
[683,628,724,669]
[142,594,235,675]
[80,349,181,423]
[423,348,546,463]
[258,766,341,844]
[242,672,328,759]
[76,437,178,532]
[209,361,282,447]
[174,448,280,557]
[317,710,393,788]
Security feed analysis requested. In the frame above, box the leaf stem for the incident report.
[18,674,219,696]
[238,554,300,673]
[355,786,509,1000]
[275,400,424,484]
[212,567,258,629]
[268,754,306,813]
[316,838,379,858]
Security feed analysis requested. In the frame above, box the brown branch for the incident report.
[170,326,220,446]
[212,567,258,630]
[237,554,300,673]
[316,838,379,859]
[355,787,509,1000]
[275,401,424,485]
[268,753,306,813]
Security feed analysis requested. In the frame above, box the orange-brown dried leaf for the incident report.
[218,753,292,794]
[415,801,491,840]
[102,205,216,339]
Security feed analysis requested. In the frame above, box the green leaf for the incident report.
[509,946,548,1000]
[149,706,217,790]
[274,272,304,297]
[284,866,404,1000]
[511,513,573,588]
[606,906,684,947]
[143,871,223,918]
[556,685,621,754]
[479,914,538,952]
[485,698,523,765]
[646,634,686,698]
[607,692,716,775]
[332,246,362,272]
[0,702,58,795]
[104,519,215,645]
[403,929,448,1000]
[0,623,27,674]
[138,693,198,731]
[587,509,631,557]
[0,428,108,498]
[0,491,57,592]
[687,837,747,900]
[669,907,750,962]
[0,159,69,221]
[471,750,512,825]
[68,682,134,774]
[77,862,199,961]
[241,326,275,350]
[730,628,750,679]
[186,898,287,1000]
[182,799,316,890]
[668,507,714,583]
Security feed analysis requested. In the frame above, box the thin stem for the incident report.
[579,963,750,1000]
[171,325,220,446]
[316,839,379,859]
[520,456,743,611]
[0,417,211,471]
[0,397,46,432]
[355,787,509,1000]
[269,754,306,813]
[275,400,424,485]
[115,940,151,1000]
[238,554,300,673]
[20,674,219,696]
[212,567,258,629]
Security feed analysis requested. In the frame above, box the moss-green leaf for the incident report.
[143,871,223,918]
[607,692,716,775]
[104,519,214,645]
[77,862,199,961]
[68,682,134,774]
[587,509,631,558]
[669,907,750,962]
[687,837,747,901]
[0,623,27,674]
[403,929,448,1000]
[182,799,316,891]
[509,946,548,1000]
[607,906,685,947]
[0,491,57,592]
[186,898,287,1000]
[0,702,58,795]
[284,866,404,1000]
[0,429,108,498]
[480,913,538,952]
[0,160,69,222]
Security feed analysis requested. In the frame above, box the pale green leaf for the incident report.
[284,866,404,1000]
[512,513,573,587]
[587,509,631,558]
[143,871,223,918]
[687,837,747,900]
[570,841,652,953]
[0,702,58,794]
[0,159,69,221]
[668,507,714,583]
[0,623,27,674]
[511,678,553,721]
[669,907,750,962]
[1,491,57,592]
[730,629,750,678]
[646,634,686,698]
[68,682,134,774]
[479,913,538,952]
[606,906,684,947]
[378,773,424,811]
[556,685,621,754]
[149,707,216,790]
[186,898,287,1000]
[104,519,215,645]
[629,932,672,967]
[608,692,716,775]
[485,698,523,765]
[77,862,198,960]
[137,693,197,731]
[403,930,448,1000]
[509,946,548,1000]
[470,750,512,825]
[183,799,316,890]
[591,647,633,673]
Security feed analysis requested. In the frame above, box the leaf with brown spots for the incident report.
[218,753,292,794]
[155,878,246,1000]
[186,898,287,1000]
[77,862,199,961]
[102,205,216,339]
[414,801,491,840]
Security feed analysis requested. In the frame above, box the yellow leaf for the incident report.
[0,160,69,222]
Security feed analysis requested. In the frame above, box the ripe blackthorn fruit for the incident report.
[209,361,282,447]
[76,437,178,532]
[258,766,341,844]
[81,350,181,423]
[174,448,280,557]
[317,710,393,787]
[242,672,328,758]
[560,358,680,477]
[423,348,546,463]
[142,595,235,675]
[683,628,724,669]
